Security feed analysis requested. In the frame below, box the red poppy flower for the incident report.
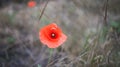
[39,23,67,48]
[27,1,36,8]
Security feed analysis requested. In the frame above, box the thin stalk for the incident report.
[104,0,108,26]
[46,48,53,67]
[39,0,50,21]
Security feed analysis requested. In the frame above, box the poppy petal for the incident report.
[28,1,36,8]
[46,33,67,48]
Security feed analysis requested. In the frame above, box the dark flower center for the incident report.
[50,33,57,39]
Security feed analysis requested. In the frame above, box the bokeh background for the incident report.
[0,0,120,67]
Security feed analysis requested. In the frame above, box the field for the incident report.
[0,0,120,67]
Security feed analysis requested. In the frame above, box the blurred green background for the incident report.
[0,0,120,67]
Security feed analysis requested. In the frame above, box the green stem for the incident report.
[46,48,53,67]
